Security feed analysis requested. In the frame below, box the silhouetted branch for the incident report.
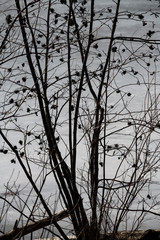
[0,209,69,240]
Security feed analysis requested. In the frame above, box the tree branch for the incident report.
[0,209,69,240]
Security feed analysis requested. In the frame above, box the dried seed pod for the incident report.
[6,15,12,24]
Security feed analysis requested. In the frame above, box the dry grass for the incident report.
[34,229,160,240]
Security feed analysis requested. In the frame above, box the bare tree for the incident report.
[0,0,160,239]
